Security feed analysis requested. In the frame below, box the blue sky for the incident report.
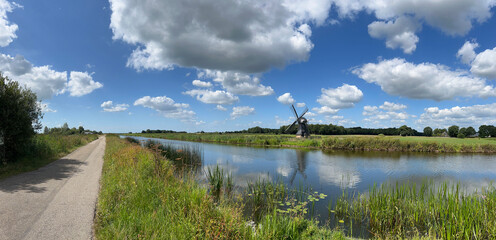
[2,0,496,133]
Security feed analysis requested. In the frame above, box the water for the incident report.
[122,136,496,236]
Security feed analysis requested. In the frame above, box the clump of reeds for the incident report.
[205,165,233,201]
[143,140,203,174]
[329,181,496,239]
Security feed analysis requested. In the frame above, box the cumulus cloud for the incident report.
[202,70,274,96]
[368,16,420,54]
[231,106,255,119]
[353,58,496,101]
[277,93,296,105]
[0,0,18,47]
[0,54,103,99]
[134,96,196,120]
[67,71,103,97]
[363,101,412,127]
[183,89,239,105]
[216,105,227,111]
[313,84,363,115]
[457,40,479,64]
[471,46,496,79]
[333,0,496,53]
[109,0,324,73]
[192,79,212,88]
[296,102,306,107]
[417,103,496,128]
[0,54,67,99]
[101,100,129,112]
[38,102,56,113]
[380,101,407,111]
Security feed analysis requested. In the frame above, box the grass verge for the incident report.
[0,134,99,180]
[95,135,347,239]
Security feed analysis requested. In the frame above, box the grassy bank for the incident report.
[128,133,496,153]
[95,135,347,239]
[0,134,99,180]
[333,181,496,239]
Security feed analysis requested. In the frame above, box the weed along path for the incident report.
[0,136,106,240]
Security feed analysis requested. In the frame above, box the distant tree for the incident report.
[62,122,69,130]
[423,127,433,137]
[399,125,414,136]
[433,128,447,136]
[78,126,84,134]
[448,125,459,138]
[457,133,465,138]
[43,126,49,134]
[465,126,476,137]
[0,74,42,163]
[459,127,467,136]
[479,125,496,138]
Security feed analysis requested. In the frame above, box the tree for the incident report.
[399,125,414,136]
[459,127,467,136]
[465,126,476,137]
[78,126,85,134]
[448,125,459,138]
[423,127,433,137]
[43,126,49,134]
[0,75,42,163]
[457,133,465,138]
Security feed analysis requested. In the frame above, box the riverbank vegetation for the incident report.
[95,135,347,239]
[127,132,496,153]
[334,181,496,239]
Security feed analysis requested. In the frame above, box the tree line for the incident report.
[43,123,102,135]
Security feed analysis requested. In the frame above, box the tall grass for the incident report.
[96,135,346,239]
[0,134,99,179]
[331,181,496,239]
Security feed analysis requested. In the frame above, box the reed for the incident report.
[330,181,496,239]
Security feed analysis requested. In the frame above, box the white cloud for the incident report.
[315,84,363,115]
[457,40,479,64]
[353,58,496,101]
[192,79,212,88]
[38,102,56,113]
[67,71,103,97]
[296,102,306,107]
[277,92,295,105]
[183,89,239,105]
[0,54,67,100]
[312,106,339,115]
[216,105,227,111]
[363,102,412,127]
[109,0,322,73]
[471,46,496,79]
[0,0,18,47]
[101,100,129,112]
[380,101,407,111]
[231,106,255,119]
[203,70,274,96]
[417,103,496,128]
[0,54,103,99]
[333,0,496,53]
[368,16,420,54]
[134,96,196,120]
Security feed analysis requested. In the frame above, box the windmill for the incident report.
[285,104,310,138]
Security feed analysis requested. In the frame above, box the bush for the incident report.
[457,133,465,139]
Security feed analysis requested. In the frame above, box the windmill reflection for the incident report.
[289,149,308,184]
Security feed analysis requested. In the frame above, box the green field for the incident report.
[128,133,496,153]
[0,134,99,180]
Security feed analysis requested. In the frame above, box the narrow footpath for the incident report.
[0,136,106,240]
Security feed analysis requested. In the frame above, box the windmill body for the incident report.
[285,104,310,138]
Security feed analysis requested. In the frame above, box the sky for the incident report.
[2,0,496,133]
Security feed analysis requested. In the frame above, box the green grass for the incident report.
[332,181,496,239]
[95,135,348,240]
[128,133,496,153]
[0,134,99,180]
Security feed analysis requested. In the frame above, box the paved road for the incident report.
[0,136,106,240]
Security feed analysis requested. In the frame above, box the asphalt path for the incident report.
[0,136,106,240]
